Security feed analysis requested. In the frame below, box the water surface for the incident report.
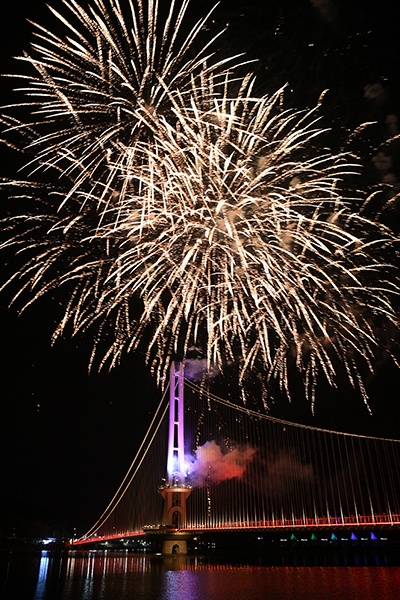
[2,550,400,600]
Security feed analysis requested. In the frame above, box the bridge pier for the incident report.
[156,483,193,554]
[162,538,187,555]
[144,527,195,555]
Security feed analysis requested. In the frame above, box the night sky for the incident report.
[1,0,399,539]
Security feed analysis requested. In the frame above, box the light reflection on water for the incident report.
[33,552,49,599]
[2,550,400,600]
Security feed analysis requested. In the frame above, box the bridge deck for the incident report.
[71,514,400,546]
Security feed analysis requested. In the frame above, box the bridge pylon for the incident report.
[146,361,194,554]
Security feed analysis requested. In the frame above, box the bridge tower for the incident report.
[146,361,194,554]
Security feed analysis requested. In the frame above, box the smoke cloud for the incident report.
[187,440,257,486]
[310,0,335,21]
[246,451,314,497]
[184,358,220,381]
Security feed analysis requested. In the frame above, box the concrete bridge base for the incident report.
[161,538,188,555]
[144,527,199,555]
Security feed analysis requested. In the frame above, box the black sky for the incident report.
[0,0,399,538]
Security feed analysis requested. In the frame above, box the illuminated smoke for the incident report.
[186,440,257,486]
[184,359,220,381]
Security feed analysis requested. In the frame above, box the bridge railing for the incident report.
[183,513,400,530]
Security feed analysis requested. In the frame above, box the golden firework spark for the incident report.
[1,0,398,409]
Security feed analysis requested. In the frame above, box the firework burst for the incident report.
[1,0,240,204]
[1,0,398,409]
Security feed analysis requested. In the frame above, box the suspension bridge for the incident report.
[70,362,400,553]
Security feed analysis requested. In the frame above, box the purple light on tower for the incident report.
[166,361,186,485]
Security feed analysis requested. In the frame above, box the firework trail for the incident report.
[0,0,398,409]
